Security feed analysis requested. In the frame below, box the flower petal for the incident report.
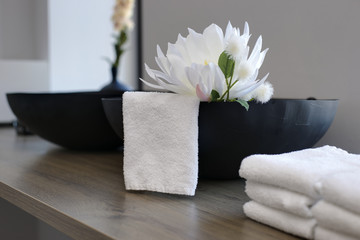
[235,73,269,98]
[225,21,234,40]
[196,84,210,101]
[248,35,262,64]
[186,28,210,64]
[140,78,164,89]
[203,24,225,63]
[256,48,269,69]
[243,22,249,36]
[210,63,226,95]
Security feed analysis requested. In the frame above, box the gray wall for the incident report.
[0,0,46,60]
[142,0,360,153]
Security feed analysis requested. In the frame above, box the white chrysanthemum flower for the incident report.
[252,82,274,103]
[142,22,272,103]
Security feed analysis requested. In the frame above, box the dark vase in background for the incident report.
[101,66,132,92]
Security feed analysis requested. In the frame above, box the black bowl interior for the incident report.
[7,91,125,150]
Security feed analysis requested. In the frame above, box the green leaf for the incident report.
[236,99,250,111]
[119,30,128,45]
[210,90,220,101]
[218,51,235,78]
[102,56,113,65]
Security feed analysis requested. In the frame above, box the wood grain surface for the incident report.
[0,128,301,240]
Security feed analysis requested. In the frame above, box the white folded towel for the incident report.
[312,200,360,238]
[244,201,316,239]
[239,146,360,199]
[314,227,359,240]
[318,170,360,215]
[245,181,316,218]
[122,92,200,196]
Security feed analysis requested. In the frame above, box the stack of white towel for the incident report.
[239,146,360,239]
[312,170,360,240]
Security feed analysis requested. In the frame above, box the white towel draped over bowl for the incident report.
[122,92,200,196]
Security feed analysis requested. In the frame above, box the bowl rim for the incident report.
[101,97,123,101]
[6,91,125,96]
[100,97,339,101]
[7,92,338,101]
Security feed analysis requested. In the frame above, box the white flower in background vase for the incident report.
[102,0,135,92]
[142,22,273,110]
[112,0,135,31]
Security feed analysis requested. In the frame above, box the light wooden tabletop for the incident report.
[0,128,301,240]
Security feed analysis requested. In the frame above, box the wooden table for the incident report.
[0,128,301,240]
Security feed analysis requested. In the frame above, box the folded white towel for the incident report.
[314,227,359,240]
[312,200,360,238]
[239,146,360,199]
[122,92,200,196]
[245,181,316,218]
[244,201,316,239]
[318,170,360,215]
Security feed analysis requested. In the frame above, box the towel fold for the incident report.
[239,146,360,199]
[314,227,359,240]
[311,200,360,238]
[244,201,316,239]
[318,170,360,215]
[122,92,200,196]
[245,181,316,218]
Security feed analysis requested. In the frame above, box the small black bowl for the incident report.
[7,92,125,150]
[101,98,338,179]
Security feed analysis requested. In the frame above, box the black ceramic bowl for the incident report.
[198,99,338,179]
[7,92,125,150]
[101,98,338,179]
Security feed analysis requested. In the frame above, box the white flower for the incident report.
[252,82,274,103]
[186,63,225,101]
[225,35,248,60]
[142,24,225,97]
[142,22,272,103]
[229,70,269,99]
[112,0,135,31]
[237,61,255,80]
